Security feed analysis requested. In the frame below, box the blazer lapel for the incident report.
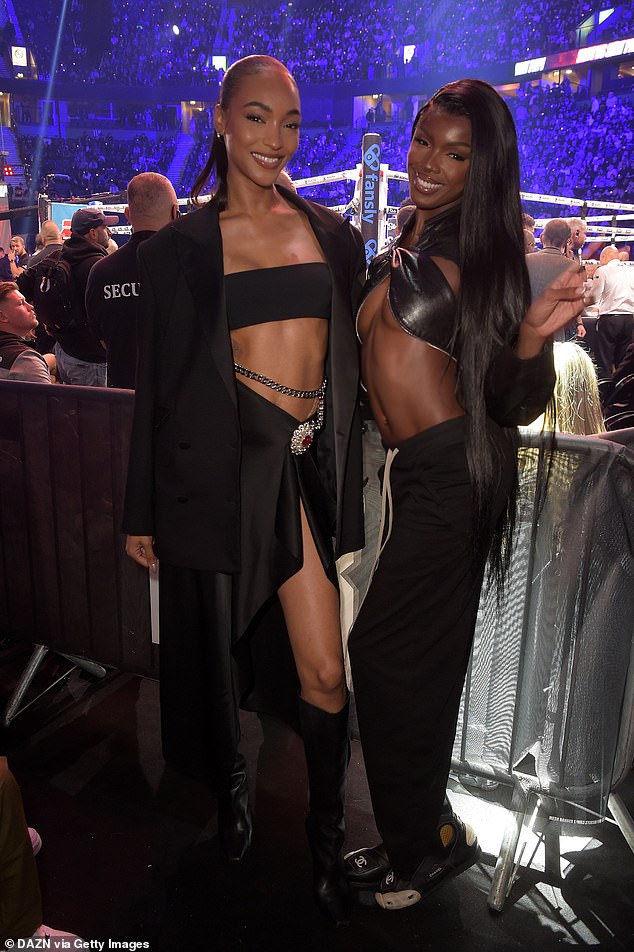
[172,201,237,408]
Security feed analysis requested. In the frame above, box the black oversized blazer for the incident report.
[123,188,366,573]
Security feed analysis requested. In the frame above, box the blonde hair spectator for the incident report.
[526,342,605,435]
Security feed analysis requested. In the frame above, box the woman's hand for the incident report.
[516,262,585,358]
[125,534,158,571]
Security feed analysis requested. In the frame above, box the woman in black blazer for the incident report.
[123,56,365,925]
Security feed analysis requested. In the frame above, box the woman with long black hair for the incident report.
[344,79,585,910]
[123,55,365,925]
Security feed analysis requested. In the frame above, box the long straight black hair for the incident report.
[191,55,297,209]
[412,79,531,583]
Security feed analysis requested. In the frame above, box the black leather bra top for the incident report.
[225,262,331,330]
[360,205,461,356]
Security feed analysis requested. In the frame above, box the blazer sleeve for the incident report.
[121,243,159,535]
[485,341,556,427]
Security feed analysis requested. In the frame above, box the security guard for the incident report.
[86,172,179,388]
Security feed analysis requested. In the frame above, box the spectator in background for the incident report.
[587,245,634,381]
[566,217,587,263]
[17,222,63,357]
[25,221,62,267]
[9,236,29,278]
[0,282,51,383]
[526,218,583,341]
[0,248,13,281]
[52,207,118,386]
[523,341,605,435]
[86,172,179,389]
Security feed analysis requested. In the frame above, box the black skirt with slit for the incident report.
[230,381,338,727]
[233,380,336,637]
[158,380,338,775]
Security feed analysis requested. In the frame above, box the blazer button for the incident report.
[177,495,189,503]
[179,441,191,449]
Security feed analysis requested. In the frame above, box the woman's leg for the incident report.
[348,428,483,875]
[348,421,514,908]
[278,505,345,712]
[278,505,351,925]
[159,565,252,862]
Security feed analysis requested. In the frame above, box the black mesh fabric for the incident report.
[454,433,634,822]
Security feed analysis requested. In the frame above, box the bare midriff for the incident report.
[358,270,465,448]
[230,318,329,422]
[221,198,330,423]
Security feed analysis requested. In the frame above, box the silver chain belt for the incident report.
[233,363,326,455]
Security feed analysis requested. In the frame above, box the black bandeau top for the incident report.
[225,262,331,330]
[361,204,461,357]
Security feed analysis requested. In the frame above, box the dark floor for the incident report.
[2,640,634,952]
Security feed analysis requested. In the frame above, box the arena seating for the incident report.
[15,0,634,86]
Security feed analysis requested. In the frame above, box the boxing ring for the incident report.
[36,129,634,255]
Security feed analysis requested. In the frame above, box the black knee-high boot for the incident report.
[217,753,253,863]
[298,695,351,926]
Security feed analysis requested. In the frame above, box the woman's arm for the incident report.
[122,242,160,541]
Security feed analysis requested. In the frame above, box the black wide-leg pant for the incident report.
[158,566,241,785]
[348,416,514,878]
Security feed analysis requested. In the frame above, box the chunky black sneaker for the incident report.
[344,797,456,889]
[344,842,390,887]
[375,816,481,910]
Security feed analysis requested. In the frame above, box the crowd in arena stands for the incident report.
[99,2,223,87]
[14,0,634,88]
[230,0,600,82]
[19,134,176,198]
[508,80,634,215]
